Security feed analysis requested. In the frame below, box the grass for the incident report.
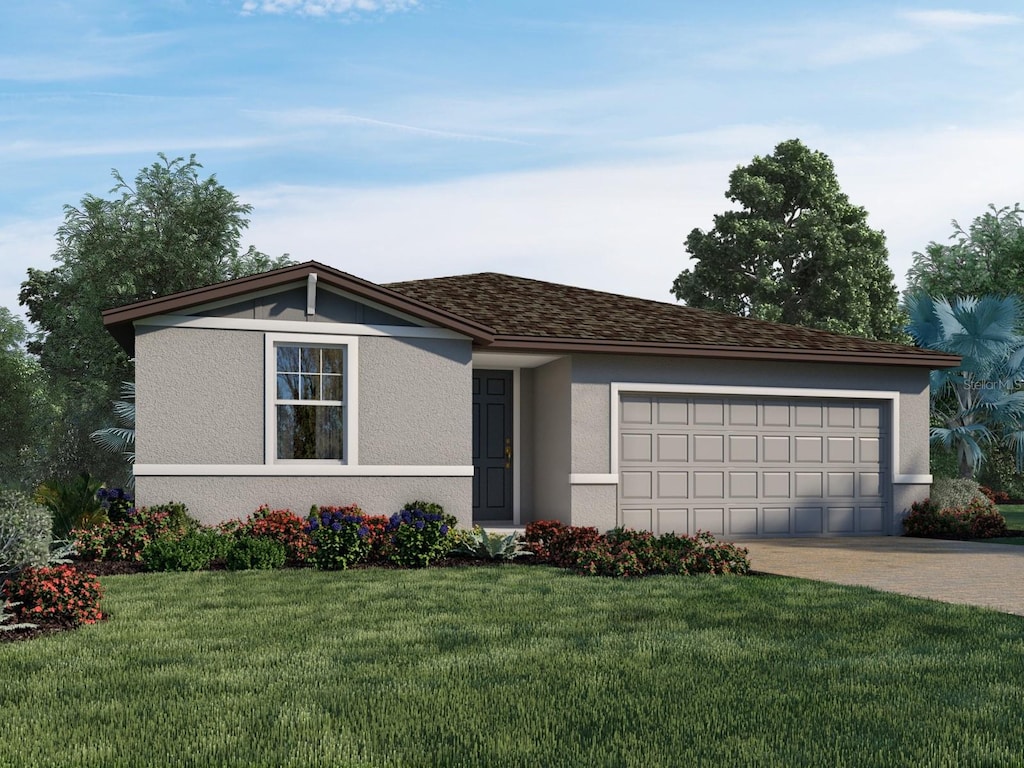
[3,567,1024,767]
[990,504,1024,545]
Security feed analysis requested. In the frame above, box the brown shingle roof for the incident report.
[386,272,959,367]
[102,260,959,367]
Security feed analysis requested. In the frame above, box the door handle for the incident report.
[504,437,512,470]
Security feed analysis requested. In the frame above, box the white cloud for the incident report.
[240,0,418,16]
[901,10,1020,30]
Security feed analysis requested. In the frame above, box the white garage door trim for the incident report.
[606,383,928,486]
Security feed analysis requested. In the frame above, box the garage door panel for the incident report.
[621,471,653,499]
[693,434,724,461]
[657,434,687,462]
[619,395,890,537]
[729,508,758,536]
[657,508,688,535]
[621,433,653,462]
[622,508,653,531]
[693,471,725,498]
[693,507,724,535]
[827,506,855,533]
[795,506,824,533]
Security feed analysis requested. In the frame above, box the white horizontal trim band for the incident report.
[134,464,475,477]
[135,314,468,340]
[614,382,901,401]
[569,473,619,484]
[893,474,933,485]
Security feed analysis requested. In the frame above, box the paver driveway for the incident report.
[738,537,1024,616]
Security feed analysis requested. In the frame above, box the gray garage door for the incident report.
[618,394,890,537]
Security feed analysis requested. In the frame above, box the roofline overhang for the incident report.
[102,261,496,355]
[479,335,963,368]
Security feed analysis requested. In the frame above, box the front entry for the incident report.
[472,369,513,521]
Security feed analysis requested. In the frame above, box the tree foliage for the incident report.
[905,293,1024,479]
[0,309,55,490]
[672,139,904,341]
[905,204,1024,300]
[18,154,291,481]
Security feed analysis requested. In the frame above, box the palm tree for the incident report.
[905,294,1024,478]
[90,381,135,490]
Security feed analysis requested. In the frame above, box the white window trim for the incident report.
[606,382,930,487]
[265,332,360,466]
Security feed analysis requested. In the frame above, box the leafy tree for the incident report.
[905,293,1024,479]
[672,139,904,341]
[905,204,1024,300]
[0,309,55,490]
[18,154,291,481]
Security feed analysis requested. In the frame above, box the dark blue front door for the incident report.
[472,370,513,521]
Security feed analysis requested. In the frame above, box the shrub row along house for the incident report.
[103,261,959,536]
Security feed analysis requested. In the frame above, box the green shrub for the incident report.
[5,564,104,626]
[97,487,135,522]
[225,536,287,571]
[142,529,229,572]
[386,503,456,568]
[306,506,371,570]
[0,490,52,580]
[35,473,107,540]
[231,506,314,565]
[903,498,1008,540]
[930,477,991,511]
[74,504,199,562]
[451,527,533,561]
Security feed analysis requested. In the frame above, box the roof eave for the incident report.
[481,335,962,368]
[102,261,496,355]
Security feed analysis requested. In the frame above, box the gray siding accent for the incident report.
[137,476,472,527]
[532,357,572,523]
[136,326,265,465]
[198,286,415,326]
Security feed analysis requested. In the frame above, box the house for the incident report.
[103,260,959,536]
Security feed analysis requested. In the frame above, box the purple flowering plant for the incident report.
[386,502,456,568]
[305,505,371,570]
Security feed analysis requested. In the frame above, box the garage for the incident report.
[617,393,890,537]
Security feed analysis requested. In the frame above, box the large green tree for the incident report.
[0,309,56,489]
[672,139,904,341]
[905,204,1024,300]
[18,154,292,482]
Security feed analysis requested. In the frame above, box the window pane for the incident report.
[322,348,344,374]
[322,374,343,402]
[300,375,317,400]
[277,346,300,373]
[277,405,343,460]
[277,374,300,400]
[300,347,320,374]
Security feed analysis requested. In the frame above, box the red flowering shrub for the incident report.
[980,485,1011,505]
[239,506,314,565]
[6,565,103,626]
[572,528,750,577]
[524,520,601,567]
[903,498,1008,540]
[73,505,194,562]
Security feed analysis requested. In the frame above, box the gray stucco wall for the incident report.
[136,326,265,465]
[518,367,536,518]
[531,357,572,523]
[137,476,473,527]
[134,324,473,524]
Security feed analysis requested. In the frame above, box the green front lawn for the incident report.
[3,568,1024,767]
[991,504,1024,545]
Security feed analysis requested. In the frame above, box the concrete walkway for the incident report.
[737,536,1024,616]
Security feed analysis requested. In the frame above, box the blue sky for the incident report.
[3,1,1024,326]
